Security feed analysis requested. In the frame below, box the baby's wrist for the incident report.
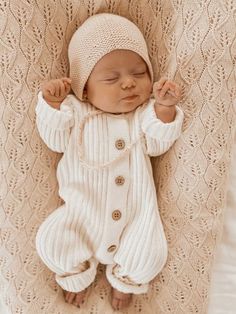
[154,103,176,123]
[42,95,62,110]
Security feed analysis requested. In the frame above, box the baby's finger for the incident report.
[166,83,182,100]
[159,84,169,97]
[54,82,60,98]
[153,78,167,92]
[160,81,177,98]
[59,80,66,96]
[64,82,71,94]
[62,77,72,85]
[62,78,72,92]
[63,79,72,94]
[47,83,56,96]
[174,84,182,99]
[54,80,64,97]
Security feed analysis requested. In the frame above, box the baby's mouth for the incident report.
[122,95,138,101]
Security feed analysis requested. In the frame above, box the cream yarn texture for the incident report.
[68,13,153,100]
[0,1,236,313]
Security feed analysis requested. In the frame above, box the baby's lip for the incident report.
[122,95,138,100]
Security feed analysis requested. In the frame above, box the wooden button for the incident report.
[115,176,125,185]
[107,245,117,252]
[112,210,122,220]
[115,139,125,150]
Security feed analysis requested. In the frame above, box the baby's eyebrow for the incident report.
[133,65,147,70]
[104,61,146,70]
[134,60,147,66]
[99,67,119,72]
[99,70,119,76]
[96,62,147,77]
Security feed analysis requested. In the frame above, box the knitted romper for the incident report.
[35,92,184,294]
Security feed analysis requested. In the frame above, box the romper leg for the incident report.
[106,207,168,294]
[36,205,98,292]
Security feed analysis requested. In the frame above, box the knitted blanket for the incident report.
[208,132,236,313]
[0,1,235,313]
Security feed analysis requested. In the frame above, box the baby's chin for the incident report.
[93,105,138,115]
[92,98,148,114]
[113,102,145,114]
[109,107,139,114]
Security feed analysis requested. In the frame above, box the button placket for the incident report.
[96,117,130,263]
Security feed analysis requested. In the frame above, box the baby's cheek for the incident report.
[145,83,153,96]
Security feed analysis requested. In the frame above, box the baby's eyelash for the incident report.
[134,71,146,76]
[103,77,119,82]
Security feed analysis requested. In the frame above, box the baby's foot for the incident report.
[63,289,86,307]
[111,288,132,311]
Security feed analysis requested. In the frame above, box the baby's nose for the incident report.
[121,76,136,89]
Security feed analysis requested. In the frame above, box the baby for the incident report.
[35,13,184,311]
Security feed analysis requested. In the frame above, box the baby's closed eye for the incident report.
[133,71,146,76]
[103,77,119,82]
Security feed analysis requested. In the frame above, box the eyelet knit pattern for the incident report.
[0,0,236,313]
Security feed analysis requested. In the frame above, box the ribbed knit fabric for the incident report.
[35,93,183,294]
[1,2,236,313]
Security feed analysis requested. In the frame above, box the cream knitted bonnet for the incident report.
[68,13,154,100]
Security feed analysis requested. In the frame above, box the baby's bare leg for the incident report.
[111,288,132,311]
[64,289,87,307]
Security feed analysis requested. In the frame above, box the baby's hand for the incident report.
[153,78,181,107]
[41,77,72,109]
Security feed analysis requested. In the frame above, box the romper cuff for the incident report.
[36,92,74,130]
[106,265,149,294]
[142,100,184,141]
[55,262,97,292]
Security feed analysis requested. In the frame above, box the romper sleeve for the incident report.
[35,92,75,153]
[141,99,184,156]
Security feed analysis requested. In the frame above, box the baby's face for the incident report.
[85,50,152,113]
